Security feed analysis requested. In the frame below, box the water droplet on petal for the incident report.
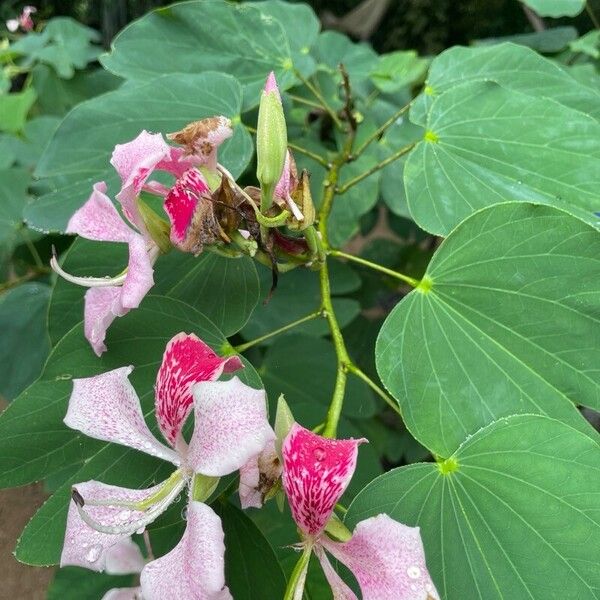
[313,447,325,461]
[85,544,102,563]
[118,509,131,522]
[407,565,421,579]
[181,506,188,520]
[136,527,146,535]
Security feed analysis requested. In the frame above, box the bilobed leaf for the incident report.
[261,333,376,419]
[405,80,600,236]
[410,43,600,126]
[25,72,252,233]
[214,501,287,600]
[101,0,298,109]
[48,239,260,343]
[0,283,51,401]
[376,203,599,457]
[0,295,261,489]
[520,0,586,17]
[347,415,600,600]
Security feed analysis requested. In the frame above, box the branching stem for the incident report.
[353,102,411,157]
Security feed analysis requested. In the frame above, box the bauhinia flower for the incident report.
[6,5,36,32]
[60,332,275,599]
[282,424,440,600]
[51,121,232,355]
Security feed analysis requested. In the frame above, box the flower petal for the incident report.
[315,545,358,600]
[140,501,232,600]
[119,234,155,309]
[320,515,440,600]
[238,440,281,509]
[65,366,179,464]
[67,182,134,243]
[61,480,171,572]
[101,588,142,600]
[105,537,146,575]
[155,333,243,447]
[274,150,297,202]
[187,377,275,476]
[111,131,188,235]
[282,424,365,536]
[83,287,128,356]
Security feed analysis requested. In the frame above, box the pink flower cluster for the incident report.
[6,5,36,32]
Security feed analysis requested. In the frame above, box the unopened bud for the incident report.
[256,72,288,199]
[274,394,295,459]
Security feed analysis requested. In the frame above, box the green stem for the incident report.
[20,228,43,269]
[287,93,325,110]
[587,2,600,28]
[0,268,51,293]
[336,142,416,194]
[234,311,322,353]
[329,249,419,287]
[294,69,343,130]
[353,102,412,158]
[287,140,330,168]
[347,363,402,417]
[283,544,313,600]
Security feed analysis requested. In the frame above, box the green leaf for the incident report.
[11,17,101,78]
[411,43,600,126]
[0,295,260,489]
[376,203,599,457]
[347,414,600,600]
[240,262,361,342]
[474,26,578,54]
[405,80,600,236]
[9,116,61,168]
[260,333,376,419]
[371,50,427,93]
[101,0,298,110]
[0,87,36,133]
[520,0,586,17]
[48,567,135,600]
[49,238,259,343]
[569,30,600,59]
[25,72,252,234]
[0,167,30,249]
[30,65,121,116]
[214,501,287,600]
[0,283,51,402]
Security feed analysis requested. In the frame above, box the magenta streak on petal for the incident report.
[154,333,243,447]
[282,424,365,536]
[164,168,210,246]
[320,515,441,600]
[140,501,232,600]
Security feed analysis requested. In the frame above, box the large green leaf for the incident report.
[214,501,287,600]
[410,43,600,126]
[520,0,586,17]
[0,283,51,401]
[0,167,30,248]
[347,415,600,600]
[100,0,299,109]
[0,88,36,133]
[49,238,259,343]
[405,80,600,236]
[240,262,361,342]
[48,567,134,599]
[0,295,260,489]
[25,72,252,233]
[260,333,376,419]
[376,203,599,457]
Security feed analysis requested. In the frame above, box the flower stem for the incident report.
[233,311,323,353]
[294,69,343,130]
[587,2,600,28]
[346,363,402,417]
[328,249,419,287]
[353,101,412,158]
[283,543,313,600]
[336,142,416,194]
[287,141,330,168]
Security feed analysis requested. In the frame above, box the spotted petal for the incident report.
[320,515,440,600]
[140,501,232,600]
[187,377,275,476]
[239,440,281,509]
[65,366,179,464]
[105,538,145,575]
[282,424,365,536]
[101,588,142,600]
[111,131,190,235]
[83,287,128,356]
[61,480,180,572]
[155,333,243,447]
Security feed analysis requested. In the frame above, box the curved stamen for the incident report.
[74,476,188,536]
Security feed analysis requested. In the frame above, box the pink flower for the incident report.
[282,424,440,600]
[274,150,304,222]
[60,333,274,598]
[6,5,36,32]
[52,125,231,356]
